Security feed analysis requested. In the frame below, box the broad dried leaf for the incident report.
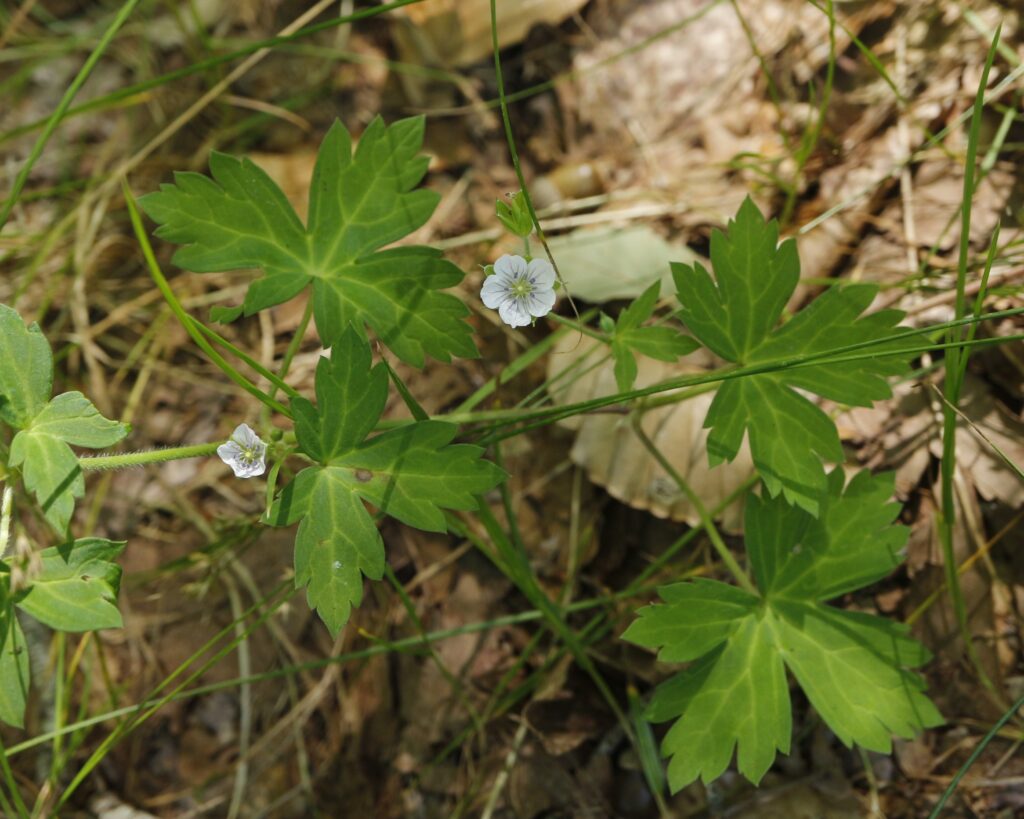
[546,226,701,303]
[547,335,754,532]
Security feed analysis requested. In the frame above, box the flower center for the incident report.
[510,276,534,298]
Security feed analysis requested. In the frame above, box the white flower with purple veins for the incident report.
[217,423,267,478]
[481,254,557,328]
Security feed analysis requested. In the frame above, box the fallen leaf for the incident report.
[394,0,589,67]
[548,225,700,303]
[547,335,753,531]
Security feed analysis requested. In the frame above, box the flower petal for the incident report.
[498,297,532,327]
[232,423,260,448]
[527,287,556,317]
[217,441,242,462]
[494,254,528,281]
[480,276,508,308]
[526,258,556,289]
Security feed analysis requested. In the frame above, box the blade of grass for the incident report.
[781,0,835,225]
[56,581,293,808]
[938,25,1002,703]
[453,308,599,415]
[631,417,757,595]
[0,0,141,227]
[188,315,302,401]
[461,495,640,756]
[0,731,29,818]
[928,691,1024,818]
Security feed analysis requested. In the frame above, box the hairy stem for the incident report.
[78,444,220,471]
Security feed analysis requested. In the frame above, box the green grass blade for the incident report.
[938,24,1003,703]
[928,692,1024,818]
[0,0,143,228]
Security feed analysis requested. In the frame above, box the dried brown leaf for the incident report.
[546,335,753,532]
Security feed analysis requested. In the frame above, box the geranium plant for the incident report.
[0,115,952,798]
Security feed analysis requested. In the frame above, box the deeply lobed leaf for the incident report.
[624,470,941,792]
[14,539,125,632]
[607,281,699,391]
[268,326,505,634]
[140,116,477,366]
[0,605,28,729]
[10,392,129,536]
[0,304,52,429]
[672,198,910,514]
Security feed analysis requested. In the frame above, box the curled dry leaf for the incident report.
[394,0,589,67]
[852,374,1024,507]
[546,335,754,532]
[931,374,1024,508]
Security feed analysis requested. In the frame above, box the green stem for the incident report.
[545,313,607,341]
[640,381,719,412]
[188,317,301,401]
[489,0,575,317]
[272,298,313,398]
[631,418,758,596]
[78,444,220,471]
[938,26,1003,704]
[476,320,1024,444]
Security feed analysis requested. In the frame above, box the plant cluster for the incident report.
[0,115,948,794]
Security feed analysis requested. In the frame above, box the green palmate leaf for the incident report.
[15,538,125,632]
[139,116,477,366]
[607,281,699,391]
[270,467,385,636]
[267,326,505,634]
[29,391,130,447]
[0,605,29,729]
[0,303,52,429]
[672,198,909,514]
[623,470,942,792]
[10,392,129,535]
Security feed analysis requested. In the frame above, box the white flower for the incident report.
[480,254,556,328]
[217,423,267,478]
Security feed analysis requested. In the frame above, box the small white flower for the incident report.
[217,423,267,479]
[481,254,556,328]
